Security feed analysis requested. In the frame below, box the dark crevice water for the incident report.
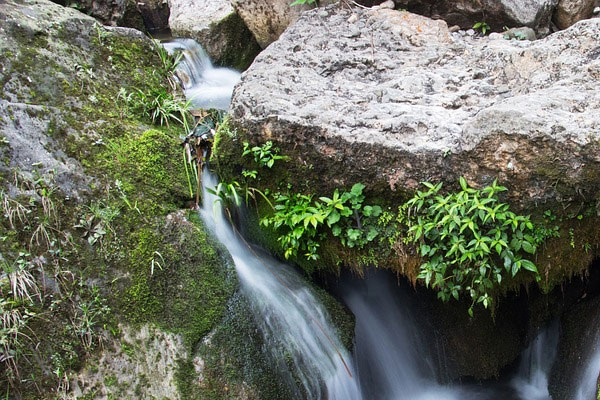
[168,38,600,399]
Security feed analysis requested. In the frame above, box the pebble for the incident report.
[379,0,395,9]
[448,25,461,33]
[318,10,328,18]
[346,26,361,38]
[594,7,600,14]
[466,29,475,36]
[488,32,503,40]
[347,13,358,23]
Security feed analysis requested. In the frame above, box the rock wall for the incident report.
[393,0,558,34]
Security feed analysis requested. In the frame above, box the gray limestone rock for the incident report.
[231,6,600,212]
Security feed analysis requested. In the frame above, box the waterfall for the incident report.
[173,38,594,400]
[199,171,361,400]
[341,270,506,400]
[162,38,240,110]
[511,321,559,400]
[574,317,600,400]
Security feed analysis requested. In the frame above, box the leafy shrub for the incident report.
[260,184,382,260]
[119,87,192,129]
[290,0,316,5]
[404,178,541,314]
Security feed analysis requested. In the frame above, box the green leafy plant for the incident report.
[473,21,490,35]
[152,39,183,77]
[0,253,40,303]
[242,141,289,169]
[261,192,324,260]
[290,0,316,5]
[404,178,541,315]
[260,183,382,260]
[121,88,192,129]
[0,297,35,384]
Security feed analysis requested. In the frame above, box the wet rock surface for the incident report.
[167,0,260,69]
[231,6,600,212]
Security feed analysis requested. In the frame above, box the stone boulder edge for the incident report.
[554,0,597,29]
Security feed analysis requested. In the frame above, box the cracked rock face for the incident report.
[231,6,600,210]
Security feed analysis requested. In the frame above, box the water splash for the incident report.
[162,39,240,110]
[574,318,600,400]
[341,271,499,400]
[199,170,361,400]
[511,321,559,400]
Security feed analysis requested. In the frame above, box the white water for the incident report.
[342,271,501,400]
[162,39,240,110]
[511,321,559,400]
[174,38,596,400]
[574,318,600,400]
[199,171,361,400]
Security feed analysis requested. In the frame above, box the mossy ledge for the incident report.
[212,120,600,305]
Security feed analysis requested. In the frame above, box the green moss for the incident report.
[95,128,188,215]
[121,213,235,348]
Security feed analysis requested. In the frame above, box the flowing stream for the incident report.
[162,38,240,110]
[574,311,600,400]
[199,171,361,400]
[174,38,598,400]
[510,321,559,400]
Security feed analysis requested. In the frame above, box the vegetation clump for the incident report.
[404,178,547,314]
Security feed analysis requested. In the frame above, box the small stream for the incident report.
[162,39,240,110]
[168,38,600,399]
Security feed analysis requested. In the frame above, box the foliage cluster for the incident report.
[118,87,192,129]
[261,184,382,260]
[213,138,566,314]
[403,178,546,314]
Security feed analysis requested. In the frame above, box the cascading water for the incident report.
[573,315,600,400]
[510,321,559,400]
[341,270,514,400]
[199,171,361,400]
[162,39,240,110]
[172,38,595,400]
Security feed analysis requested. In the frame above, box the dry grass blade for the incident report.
[1,190,30,229]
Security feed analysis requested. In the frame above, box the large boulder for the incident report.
[392,0,558,35]
[231,0,334,48]
[230,6,600,284]
[231,6,600,212]
[553,0,597,29]
[167,0,260,69]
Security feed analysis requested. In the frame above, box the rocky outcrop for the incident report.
[231,0,335,48]
[393,0,558,35]
[167,0,260,69]
[0,0,342,397]
[231,6,600,213]
[49,0,146,30]
[553,0,597,29]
